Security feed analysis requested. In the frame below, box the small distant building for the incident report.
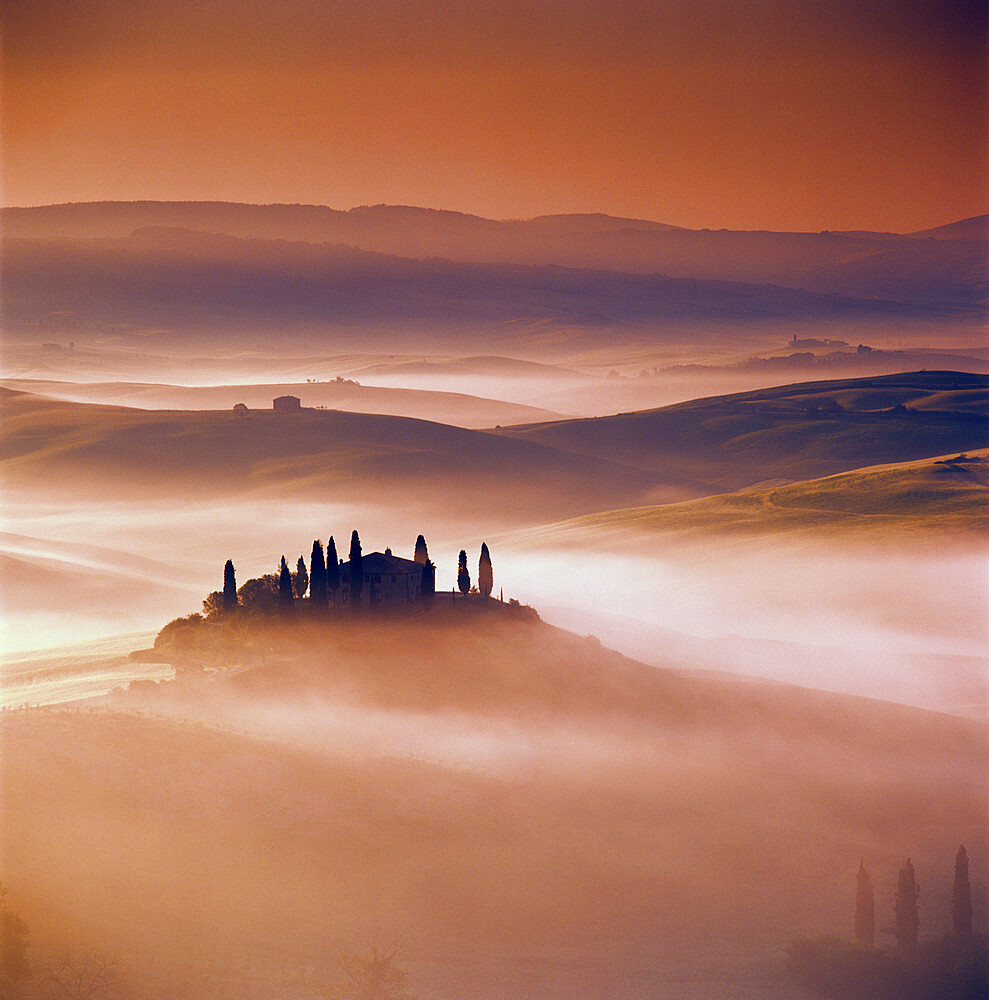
[339,549,423,606]
[273,395,301,412]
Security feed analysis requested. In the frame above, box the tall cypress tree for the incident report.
[478,542,493,598]
[223,559,238,611]
[953,844,973,938]
[894,858,920,957]
[422,559,435,605]
[854,861,875,947]
[310,540,327,608]
[414,534,429,564]
[326,535,340,603]
[278,555,294,615]
[349,531,363,609]
[457,549,470,596]
[295,556,309,599]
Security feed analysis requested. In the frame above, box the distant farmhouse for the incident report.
[340,548,424,606]
[272,395,302,412]
[207,532,500,618]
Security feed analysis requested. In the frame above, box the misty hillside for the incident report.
[0,377,563,429]
[3,201,985,307]
[522,450,989,544]
[3,611,985,998]
[500,371,989,489]
[1,230,945,354]
[0,389,674,519]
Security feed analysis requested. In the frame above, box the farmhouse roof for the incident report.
[346,551,423,575]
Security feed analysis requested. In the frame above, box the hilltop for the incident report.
[498,371,989,490]
[520,451,989,545]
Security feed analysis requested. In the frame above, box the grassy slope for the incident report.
[2,611,985,998]
[0,378,563,429]
[520,451,989,544]
[0,388,668,519]
[499,371,989,490]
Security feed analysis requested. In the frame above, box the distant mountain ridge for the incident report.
[2,201,984,308]
[0,227,957,354]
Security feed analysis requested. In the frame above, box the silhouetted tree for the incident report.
[202,591,224,617]
[349,531,363,608]
[457,549,470,596]
[422,560,435,605]
[855,861,875,947]
[478,542,493,599]
[319,940,417,1000]
[295,556,309,599]
[326,536,340,603]
[894,858,920,958]
[310,540,327,608]
[223,559,237,611]
[953,845,973,939]
[1,882,30,993]
[237,574,280,612]
[278,556,294,614]
[414,535,429,565]
[42,949,125,999]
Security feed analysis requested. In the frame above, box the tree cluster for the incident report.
[201,535,496,619]
[788,846,985,999]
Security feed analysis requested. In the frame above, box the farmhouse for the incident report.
[339,548,423,606]
[273,395,302,412]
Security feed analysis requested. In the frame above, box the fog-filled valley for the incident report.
[2,200,987,999]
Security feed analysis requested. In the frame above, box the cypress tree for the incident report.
[326,535,340,602]
[953,844,973,938]
[349,531,363,609]
[223,559,238,611]
[894,858,920,957]
[854,861,875,947]
[310,540,327,608]
[422,559,435,605]
[478,542,493,599]
[295,556,309,599]
[457,549,470,596]
[414,534,429,564]
[278,555,294,614]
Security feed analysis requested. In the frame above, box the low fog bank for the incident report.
[489,541,989,717]
[1,614,984,998]
[0,631,169,709]
[2,484,986,714]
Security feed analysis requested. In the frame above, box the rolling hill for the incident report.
[0,378,563,429]
[0,389,673,521]
[498,371,989,490]
[519,451,989,545]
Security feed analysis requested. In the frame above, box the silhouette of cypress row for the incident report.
[478,542,493,598]
[278,555,294,614]
[414,534,429,564]
[349,531,363,608]
[953,845,973,938]
[457,549,470,596]
[310,540,327,608]
[223,559,237,611]
[854,861,875,947]
[326,536,340,602]
[894,858,920,957]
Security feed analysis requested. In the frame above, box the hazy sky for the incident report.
[2,0,986,231]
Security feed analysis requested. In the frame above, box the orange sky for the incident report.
[2,0,986,231]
